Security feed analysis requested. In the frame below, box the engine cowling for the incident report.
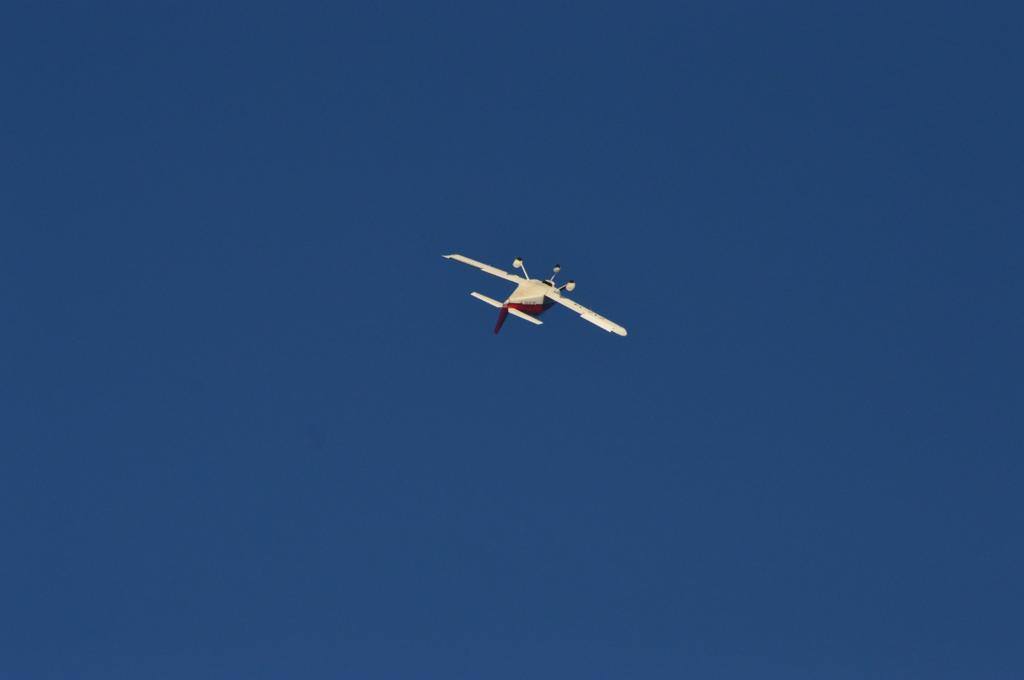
[565,280,576,292]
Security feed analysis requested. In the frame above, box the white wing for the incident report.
[546,291,628,337]
[443,254,524,284]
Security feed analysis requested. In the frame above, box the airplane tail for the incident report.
[493,306,509,334]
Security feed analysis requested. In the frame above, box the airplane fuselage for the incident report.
[505,279,557,316]
[489,278,557,334]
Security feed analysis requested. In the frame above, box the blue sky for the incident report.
[1,2,1021,678]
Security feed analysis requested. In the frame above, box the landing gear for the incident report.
[512,258,529,279]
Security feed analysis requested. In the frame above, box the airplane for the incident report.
[443,253,628,336]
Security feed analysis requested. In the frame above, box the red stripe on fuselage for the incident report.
[507,301,554,316]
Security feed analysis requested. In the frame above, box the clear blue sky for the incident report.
[2,2,1021,678]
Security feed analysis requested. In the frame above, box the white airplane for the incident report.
[443,253,628,336]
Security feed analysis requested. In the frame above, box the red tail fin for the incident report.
[493,306,509,334]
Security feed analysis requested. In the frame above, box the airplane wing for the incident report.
[443,254,524,284]
[546,291,628,337]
